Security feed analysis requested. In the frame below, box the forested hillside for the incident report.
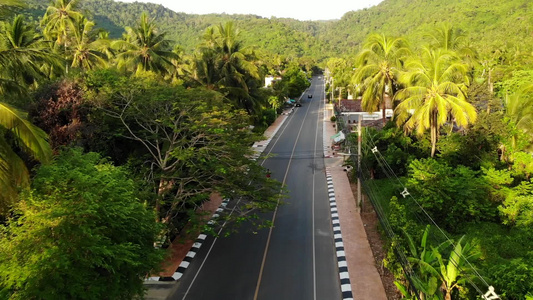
[319,0,533,56]
[23,0,332,60]
[23,0,532,61]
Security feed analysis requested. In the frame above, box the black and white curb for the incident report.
[326,171,354,300]
[146,198,230,282]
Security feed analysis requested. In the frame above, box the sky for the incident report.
[117,0,384,21]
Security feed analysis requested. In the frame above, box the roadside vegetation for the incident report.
[0,0,310,297]
[0,0,531,299]
[333,23,533,300]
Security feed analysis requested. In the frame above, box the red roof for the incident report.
[337,99,362,112]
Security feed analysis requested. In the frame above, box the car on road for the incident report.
[307,94,312,98]
[295,102,302,107]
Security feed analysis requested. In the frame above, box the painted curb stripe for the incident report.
[325,169,354,299]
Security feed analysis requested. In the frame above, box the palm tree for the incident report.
[0,103,52,214]
[70,16,108,71]
[503,83,533,153]
[112,12,177,75]
[0,15,59,90]
[0,3,53,214]
[41,0,82,74]
[394,48,477,157]
[426,23,478,71]
[352,33,410,123]
[193,22,261,114]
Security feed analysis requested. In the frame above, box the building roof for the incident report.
[337,99,362,112]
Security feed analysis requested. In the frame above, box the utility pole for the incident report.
[357,115,362,209]
[331,78,334,103]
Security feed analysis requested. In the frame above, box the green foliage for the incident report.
[406,158,497,231]
[0,148,163,299]
[274,64,309,99]
[489,257,533,300]
[83,71,282,229]
[499,180,533,227]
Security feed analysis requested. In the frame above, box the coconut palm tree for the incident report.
[0,103,52,213]
[394,48,477,157]
[505,84,533,141]
[41,0,82,74]
[193,22,261,114]
[352,33,410,124]
[70,16,108,71]
[0,3,53,214]
[0,14,59,90]
[426,23,478,71]
[112,12,177,76]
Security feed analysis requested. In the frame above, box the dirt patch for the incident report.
[350,180,400,300]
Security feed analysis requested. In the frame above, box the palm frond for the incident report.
[0,102,52,163]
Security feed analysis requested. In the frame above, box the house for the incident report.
[334,98,394,130]
[264,75,282,88]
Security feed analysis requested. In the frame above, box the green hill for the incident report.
[24,0,533,60]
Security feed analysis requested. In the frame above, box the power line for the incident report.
[360,131,498,298]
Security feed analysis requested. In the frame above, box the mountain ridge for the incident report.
[23,0,533,61]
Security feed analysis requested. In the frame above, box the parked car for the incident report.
[295,102,302,107]
[308,94,312,98]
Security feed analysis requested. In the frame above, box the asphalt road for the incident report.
[170,76,342,300]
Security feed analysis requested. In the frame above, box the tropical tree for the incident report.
[0,103,52,214]
[70,16,108,71]
[504,83,533,149]
[41,0,82,73]
[394,48,477,157]
[0,9,53,214]
[352,33,410,123]
[192,22,262,114]
[0,149,163,299]
[400,226,481,300]
[0,15,60,93]
[112,12,177,76]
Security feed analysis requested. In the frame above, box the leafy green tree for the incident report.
[394,48,477,157]
[0,148,163,299]
[352,33,410,123]
[499,179,533,227]
[406,158,496,231]
[86,73,281,226]
[274,63,309,99]
[112,12,177,76]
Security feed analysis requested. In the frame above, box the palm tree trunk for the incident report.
[430,112,437,157]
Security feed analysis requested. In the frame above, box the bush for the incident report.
[406,158,498,231]
[330,115,337,122]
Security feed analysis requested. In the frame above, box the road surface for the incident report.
[170,76,342,300]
